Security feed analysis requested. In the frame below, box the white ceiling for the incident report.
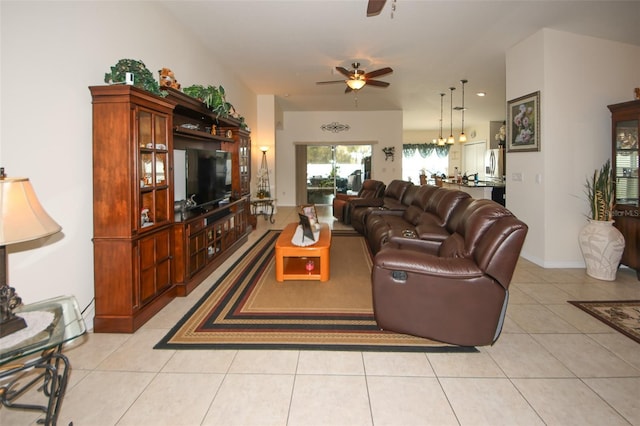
[160,1,640,131]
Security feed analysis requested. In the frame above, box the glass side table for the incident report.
[0,295,87,425]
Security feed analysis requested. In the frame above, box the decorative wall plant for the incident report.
[104,59,164,97]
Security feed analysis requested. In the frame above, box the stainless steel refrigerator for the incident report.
[485,148,505,181]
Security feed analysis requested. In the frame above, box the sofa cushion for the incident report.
[424,188,471,227]
[384,179,412,203]
[415,220,450,243]
[457,199,513,254]
[401,205,425,225]
[410,185,440,210]
[438,233,466,258]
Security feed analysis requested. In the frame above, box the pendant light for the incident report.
[459,79,468,142]
[447,87,456,144]
[438,93,445,145]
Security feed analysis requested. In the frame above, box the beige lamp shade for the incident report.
[0,178,62,245]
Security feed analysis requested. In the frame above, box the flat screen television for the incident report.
[184,148,231,208]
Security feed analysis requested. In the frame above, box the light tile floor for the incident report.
[3,206,640,425]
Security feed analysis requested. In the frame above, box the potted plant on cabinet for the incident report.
[104,59,164,97]
[183,84,233,118]
[578,159,625,280]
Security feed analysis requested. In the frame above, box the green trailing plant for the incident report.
[104,59,165,97]
[585,159,614,221]
[183,84,233,118]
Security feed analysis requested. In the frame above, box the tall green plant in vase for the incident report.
[579,159,625,281]
[585,160,614,221]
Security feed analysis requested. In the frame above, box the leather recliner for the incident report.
[332,179,385,224]
[371,199,528,346]
[350,179,414,234]
[365,185,470,254]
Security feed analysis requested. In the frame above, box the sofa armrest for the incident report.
[387,229,440,254]
[374,246,484,279]
[335,193,359,202]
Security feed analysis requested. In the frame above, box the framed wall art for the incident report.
[507,91,540,152]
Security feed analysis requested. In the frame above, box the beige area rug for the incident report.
[156,230,475,352]
[569,300,640,344]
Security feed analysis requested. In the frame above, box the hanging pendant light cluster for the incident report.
[437,93,446,145]
[447,87,456,144]
[458,79,468,142]
[431,79,470,145]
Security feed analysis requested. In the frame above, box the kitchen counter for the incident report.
[442,179,506,206]
[442,178,505,188]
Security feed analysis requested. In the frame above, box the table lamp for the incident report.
[0,168,62,337]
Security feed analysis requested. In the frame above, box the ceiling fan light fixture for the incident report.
[346,78,366,90]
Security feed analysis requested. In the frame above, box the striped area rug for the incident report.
[155,230,475,352]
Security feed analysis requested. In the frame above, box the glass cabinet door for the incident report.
[138,110,152,148]
[614,119,639,206]
[155,153,167,185]
[140,153,154,188]
[136,107,171,230]
[155,115,167,150]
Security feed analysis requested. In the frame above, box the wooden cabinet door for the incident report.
[138,228,172,305]
[188,231,206,277]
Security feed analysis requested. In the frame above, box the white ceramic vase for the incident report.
[578,219,625,281]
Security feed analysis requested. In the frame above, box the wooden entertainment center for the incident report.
[90,85,251,332]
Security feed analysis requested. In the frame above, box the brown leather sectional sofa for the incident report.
[345,180,528,347]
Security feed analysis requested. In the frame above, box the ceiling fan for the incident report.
[367,0,387,17]
[316,62,393,93]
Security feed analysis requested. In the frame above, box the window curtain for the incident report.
[402,143,450,158]
[295,145,308,205]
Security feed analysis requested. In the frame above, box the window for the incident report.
[402,144,450,183]
[297,144,372,205]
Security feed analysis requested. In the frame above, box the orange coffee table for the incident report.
[275,222,331,282]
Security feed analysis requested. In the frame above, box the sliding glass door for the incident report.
[304,144,372,205]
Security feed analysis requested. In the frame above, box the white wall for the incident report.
[255,95,277,199]
[276,110,403,206]
[0,2,256,326]
[506,29,640,267]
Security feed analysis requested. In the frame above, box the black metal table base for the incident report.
[251,199,275,224]
[0,346,70,425]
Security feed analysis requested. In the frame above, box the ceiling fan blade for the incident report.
[364,67,393,79]
[367,0,387,17]
[366,80,390,87]
[345,86,353,94]
[335,66,352,78]
[316,80,346,85]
